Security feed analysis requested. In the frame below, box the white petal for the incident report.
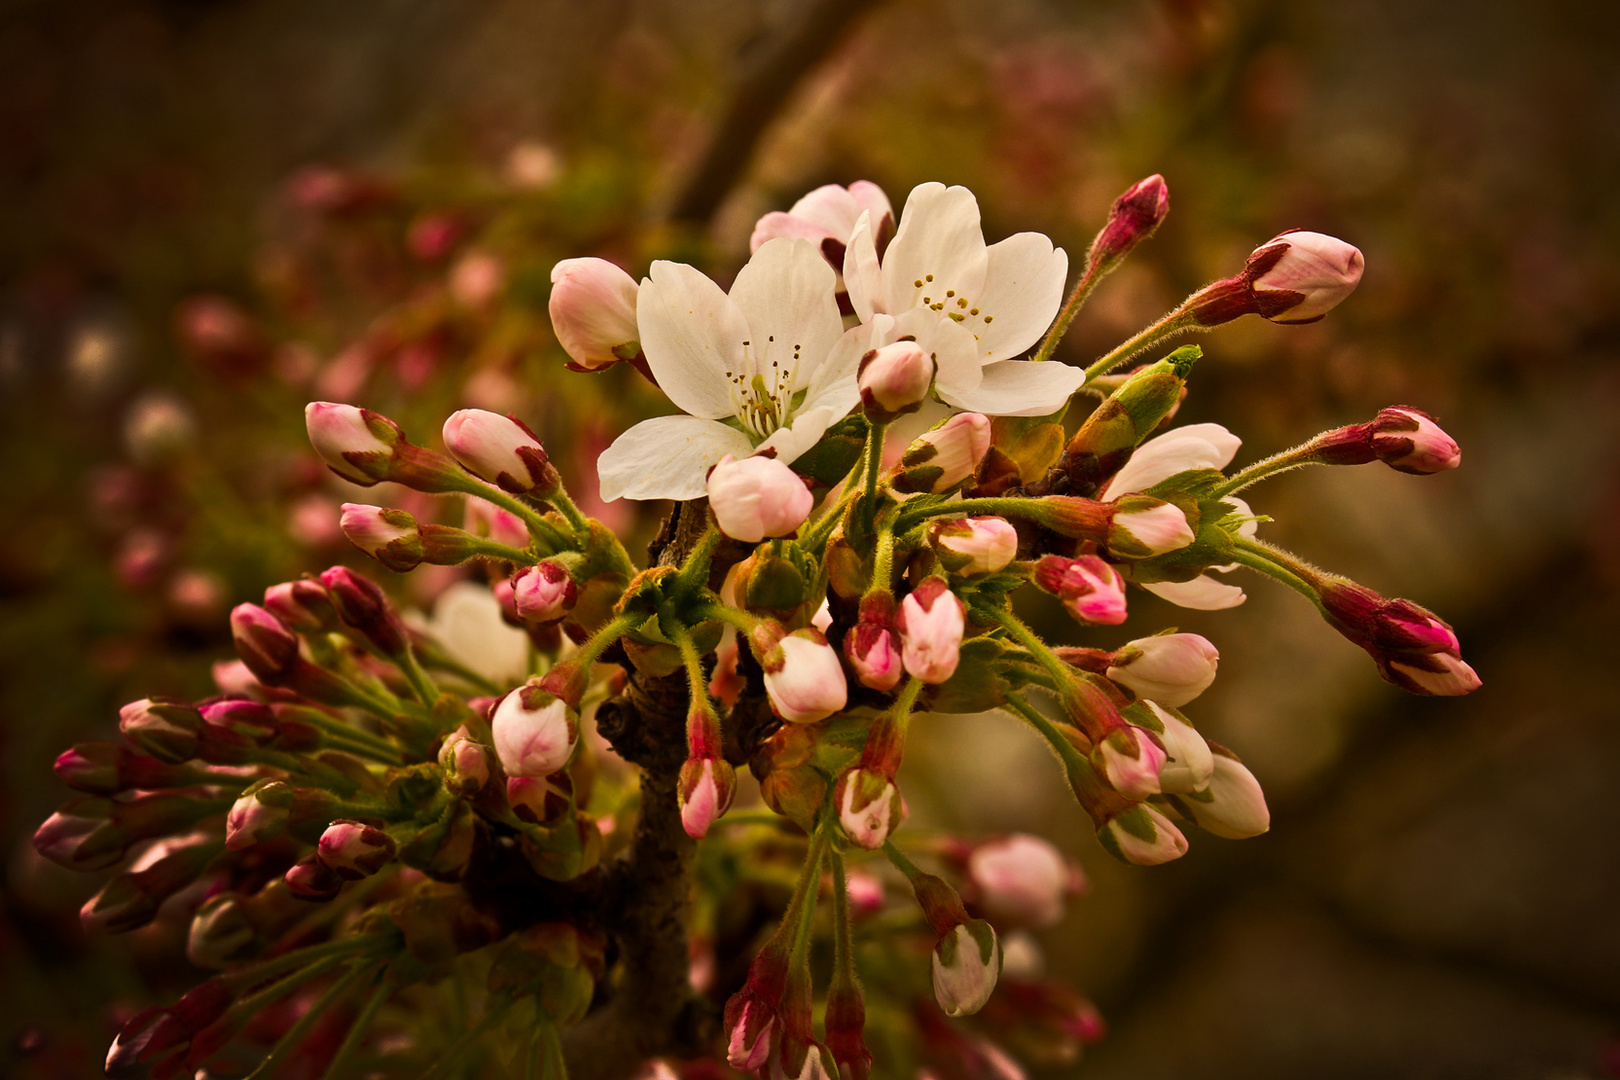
[810,318,882,404]
[843,211,882,323]
[848,180,894,228]
[750,211,834,253]
[939,359,1084,417]
[756,405,840,464]
[423,581,530,686]
[1101,423,1243,499]
[1142,575,1248,610]
[787,184,863,239]
[729,237,843,397]
[973,233,1069,361]
[881,183,989,317]
[637,262,748,420]
[895,307,982,399]
[597,415,753,501]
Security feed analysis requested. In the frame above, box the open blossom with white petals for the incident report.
[598,238,861,501]
[706,453,813,542]
[751,181,894,263]
[1102,423,1255,609]
[842,183,1085,416]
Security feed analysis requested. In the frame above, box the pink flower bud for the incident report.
[317,819,396,879]
[761,627,848,723]
[1097,804,1189,865]
[858,340,935,415]
[1090,174,1170,267]
[199,698,278,741]
[893,412,992,494]
[707,454,814,543]
[340,503,424,571]
[1094,726,1166,800]
[845,623,903,692]
[442,409,553,494]
[1370,407,1461,474]
[34,803,117,870]
[511,561,578,623]
[1106,633,1219,707]
[304,402,398,485]
[933,516,1018,575]
[438,725,490,792]
[225,782,291,850]
[187,895,255,968]
[725,996,778,1072]
[835,768,906,850]
[118,697,202,763]
[1318,582,1479,696]
[1175,750,1269,838]
[1249,230,1365,324]
[898,578,965,684]
[678,756,737,838]
[263,579,336,632]
[1388,653,1482,696]
[229,603,299,682]
[1107,497,1195,557]
[931,920,1001,1017]
[1137,701,1214,795]
[549,257,641,371]
[1035,555,1128,625]
[966,834,1081,928]
[320,566,406,655]
[491,683,578,778]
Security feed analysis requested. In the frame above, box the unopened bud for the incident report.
[263,579,337,632]
[678,756,737,839]
[304,402,399,485]
[284,853,344,900]
[760,628,848,723]
[1034,555,1127,625]
[511,561,578,623]
[835,768,906,849]
[707,454,813,543]
[199,698,278,742]
[187,895,256,968]
[118,697,203,763]
[340,503,424,571]
[892,412,992,494]
[1107,497,1195,558]
[549,257,641,371]
[319,565,407,655]
[858,340,935,416]
[491,682,578,778]
[442,409,557,495]
[898,578,966,684]
[225,781,292,850]
[1088,174,1170,269]
[506,774,574,826]
[438,726,490,793]
[932,517,1018,575]
[1093,726,1166,800]
[229,604,299,682]
[844,596,902,692]
[1248,230,1364,324]
[1173,748,1269,838]
[931,920,1002,1017]
[965,834,1081,929]
[1096,804,1188,865]
[1370,407,1461,474]
[1107,633,1219,707]
[317,819,396,879]
[1129,700,1214,795]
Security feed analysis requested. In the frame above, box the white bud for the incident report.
[1098,804,1189,865]
[1180,752,1270,839]
[931,920,1002,1017]
[490,684,577,778]
[859,340,935,413]
[549,257,640,370]
[707,454,814,544]
[1107,633,1219,707]
[762,629,847,723]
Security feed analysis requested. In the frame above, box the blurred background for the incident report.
[2,0,1617,1076]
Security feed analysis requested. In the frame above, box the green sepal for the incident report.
[793,415,869,487]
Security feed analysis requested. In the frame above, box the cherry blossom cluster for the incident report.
[35,172,1475,1080]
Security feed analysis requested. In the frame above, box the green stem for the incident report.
[976,604,1079,692]
[242,961,377,1080]
[830,853,857,988]
[881,838,925,884]
[544,485,592,540]
[1082,309,1198,384]
[415,647,504,697]
[570,612,641,670]
[802,483,861,552]
[395,646,442,707]
[240,932,397,989]
[787,819,832,966]
[1211,441,1324,497]
[893,496,1041,534]
[673,525,722,596]
[1004,693,1090,775]
[717,810,797,829]
[321,971,391,1080]
[688,602,761,636]
[859,416,891,533]
[1229,538,1323,605]
[870,526,898,592]
[459,480,570,552]
[418,997,516,1080]
[1032,265,1104,365]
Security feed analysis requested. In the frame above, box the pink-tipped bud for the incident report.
[1318,582,1479,696]
[761,628,848,723]
[33,803,118,871]
[340,503,424,571]
[491,682,578,778]
[858,340,935,416]
[1097,804,1189,865]
[118,697,202,763]
[320,565,407,655]
[1107,633,1219,707]
[1034,555,1128,626]
[1107,497,1195,558]
[304,402,399,485]
[263,579,336,632]
[511,561,578,623]
[442,409,554,494]
[317,819,396,879]
[931,920,1002,1018]
[1249,230,1365,324]
[1370,407,1461,474]
[1137,701,1214,795]
[725,995,779,1072]
[678,757,737,838]
[548,257,641,371]
[224,781,291,850]
[835,768,906,850]
[845,622,903,692]
[199,698,278,741]
[1090,174,1170,267]
[707,454,814,544]
[893,412,992,494]
[1388,653,1482,696]
[438,726,490,793]
[229,603,299,682]
[966,834,1082,929]
[897,578,965,684]
[1174,749,1269,838]
[1093,726,1166,800]
[932,517,1018,575]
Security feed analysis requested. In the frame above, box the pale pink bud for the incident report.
[229,603,299,682]
[966,835,1080,928]
[490,683,578,777]
[934,517,1019,575]
[858,340,935,414]
[1035,555,1128,625]
[1251,230,1365,323]
[678,757,737,838]
[511,562,577,623]
[1108,499,1195,557]
[894,412,992,494]
[707,454,813,543]
[1370,407,1461,474]
[1139,701,1214,795]
[262,580,334,632]
[304,402,396,485]
[1095,726,1167,800]
[438,725,489,792]
[835,768,906,850]
[1178,751,1269,839]
[898,578,965,684]
[442,409,552,494]
[1097,804,1189,865]
[340,503,423,571]
[1388,653,1482,696]
[225,784,290,850]
[931,920,1002,1017]
[761,628,848,723]
[726,999,776,1072]
[317,819,395,879]
[549,257,640,371]
[846,624,903,692]
[1107,633,1219,707]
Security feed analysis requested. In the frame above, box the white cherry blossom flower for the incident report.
[1100,423,1257,610]
[597,238,862,501]
[842,182,1083,416]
